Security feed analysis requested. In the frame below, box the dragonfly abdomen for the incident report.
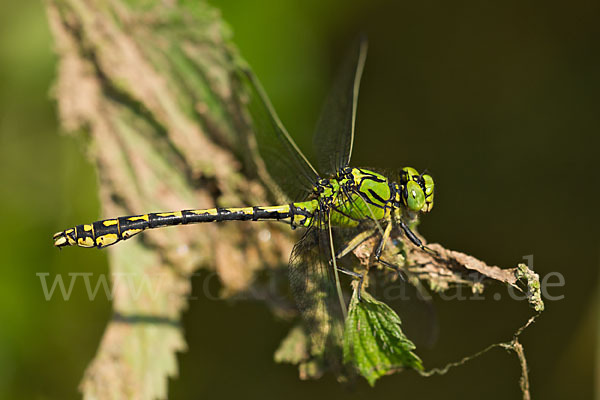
[53,202,318,249]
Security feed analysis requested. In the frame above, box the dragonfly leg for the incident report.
[336,266,365,301]
[377,258,407,281]
[333,228,377,261]
[400,220,438,256]
[374,220,392,260]
[325,229,372,303]
[374,221,408,281]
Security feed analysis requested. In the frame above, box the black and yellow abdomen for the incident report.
[54,201,318,249]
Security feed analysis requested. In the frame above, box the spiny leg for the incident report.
[336,266,365,302]
[328,220,404,299]
[326,226,377,303]
[373,221,408,281]
[400,220,438,256]
[328,221,397,301]
[334,228,377,260]
[374,220,392,260]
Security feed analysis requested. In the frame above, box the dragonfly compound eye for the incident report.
[400,167,434,213]
[405,180,426,212]
[400,167,419,185]
[422,174,434,212]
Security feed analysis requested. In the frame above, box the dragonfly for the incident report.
[53,38,434,358]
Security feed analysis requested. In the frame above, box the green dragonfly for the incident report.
[53,38,434,366]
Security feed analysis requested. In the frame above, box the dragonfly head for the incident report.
[400,167,434,213]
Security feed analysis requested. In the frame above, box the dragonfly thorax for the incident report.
[339,167,435,215]
[310,167,434,226]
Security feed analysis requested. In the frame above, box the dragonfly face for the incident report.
[400,167,435,213]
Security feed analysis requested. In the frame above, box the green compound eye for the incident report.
[401,167,419,184]
[405,180,426,212]
[422,174,434,212]
[400,167,435,212]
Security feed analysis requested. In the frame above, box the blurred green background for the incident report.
[0,0,597,399]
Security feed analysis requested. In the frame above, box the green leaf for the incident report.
[343,290,423,386]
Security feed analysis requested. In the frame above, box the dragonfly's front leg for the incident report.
[399,220,438,256]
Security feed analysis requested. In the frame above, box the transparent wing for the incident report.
[241,69,320,202]
[288,213,345,364]
[313,37,368,175]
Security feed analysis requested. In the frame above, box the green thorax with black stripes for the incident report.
[304,167,395,228]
